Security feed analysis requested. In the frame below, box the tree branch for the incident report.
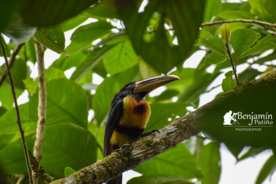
[201,19,276,29]
[0,43,24,86]
[0,41,33,184]
[32,40,47,184]
[50,72,276,184]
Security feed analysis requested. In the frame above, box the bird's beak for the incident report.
[134,75,180,93]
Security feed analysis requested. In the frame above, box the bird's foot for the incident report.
[141,129,160,137]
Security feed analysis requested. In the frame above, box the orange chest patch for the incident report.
[119,96,151,129]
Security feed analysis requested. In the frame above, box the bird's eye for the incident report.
[128,84,133,87]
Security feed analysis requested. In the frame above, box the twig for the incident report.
[225,45,240,85]
[201,19,276,29]
[0,43,24,86]
[0,41,33,184]
[32,40,47,184]
[16,175,26,184]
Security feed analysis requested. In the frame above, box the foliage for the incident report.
[0,0,276,183]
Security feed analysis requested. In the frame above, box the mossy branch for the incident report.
[50,72,276,184]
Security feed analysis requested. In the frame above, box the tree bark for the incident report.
[50,72,276,184]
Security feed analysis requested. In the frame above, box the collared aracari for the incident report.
[104,75,180,184]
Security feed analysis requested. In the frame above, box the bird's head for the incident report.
[114,75,180,102]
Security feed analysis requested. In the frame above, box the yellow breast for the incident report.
[119,95,151,129]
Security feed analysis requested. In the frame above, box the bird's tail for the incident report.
[107,175,122,184]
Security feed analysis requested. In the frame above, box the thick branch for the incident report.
[32,40,47,184]
[0,41,33,184]
[0,43,24,86]
[50,72,276,184]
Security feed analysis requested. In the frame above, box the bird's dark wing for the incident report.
[104,100,124,156]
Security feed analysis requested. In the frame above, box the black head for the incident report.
[111,75,180,109]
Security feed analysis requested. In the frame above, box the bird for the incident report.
[104,75,180,184]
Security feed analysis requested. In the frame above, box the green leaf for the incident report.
[93,65,139,126]
[0,0,20,33]
[21,0,98,26]
[231,29,261,59]
[0,103,36,135]
[88,122,105,160]
[33,25,65,54]
[217,10,254,20]
[139,59,159,80]
[222,71,237,92]
[3,17,37,45]
[249,0,275,22]
[201,37,227,56]
[29,79,88,128]
[134,143,203,179]
[221,23,231,45]
[198,142,221,184]
[224,143,244,160]
[66,21,113,55]
[41,123,97,178]
[239,147,266,161]
[85,0,119,19]
[64,167,76,177]
[0,134,34,174]
[255,50,276,64]
[127,175,194,184]
[0,85,22,110]
[199,52,228,69]
[0,107,7,117]
[265,0,276,21]
[24,38,37,63]
[153,89,179,103]
[253,34,276,55]
[256,155,276,184]
[116,0,206,74]
[178,72,220,104]
[70,45,116,81]
[203,0,222,22]
[9,59,27,90]
[23,77,37,95]
[239,68,261,82]
[103,40,138,75]
[145,103,188,132]
[60,14,88,32]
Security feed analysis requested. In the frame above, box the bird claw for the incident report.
[141,129,160,137]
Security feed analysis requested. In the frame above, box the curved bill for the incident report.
[134,75,180,93]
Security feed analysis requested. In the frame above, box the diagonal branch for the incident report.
[0,43,24,86]
[0,41,33,184]
[201,19,276,28]
[50,72,276,184]
[32,40,47,184]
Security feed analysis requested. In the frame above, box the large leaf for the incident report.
[116,0,206,74]
[0,0,19,33]
[70,44,116,81]
[103,40,138,75]
[29,79,88,128]
[255,154,276,184]
[199,52,228,69]
[9,59,27,90]
[41,123,97,178]
[222,71,237,93]
[203,0,222,22]
[60,14,88,32]
[265,0,276,21]
[145,103,188,132]
[127,175,194,184]
[33,25,65,54]
[134,143,203,179]
[85,0,119,20]
[217,10,254,20]
[139,59,159,80]
[0,134,34,174]
[231,29,260,59]
[198,142,221,184]
[93,65,139,126]
[20,0,98,26]
[248,0,275,22]
[0,85,22,110]
[2,17,37,45]
[66,21,113,55]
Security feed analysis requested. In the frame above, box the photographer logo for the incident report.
[223,110,273,131]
